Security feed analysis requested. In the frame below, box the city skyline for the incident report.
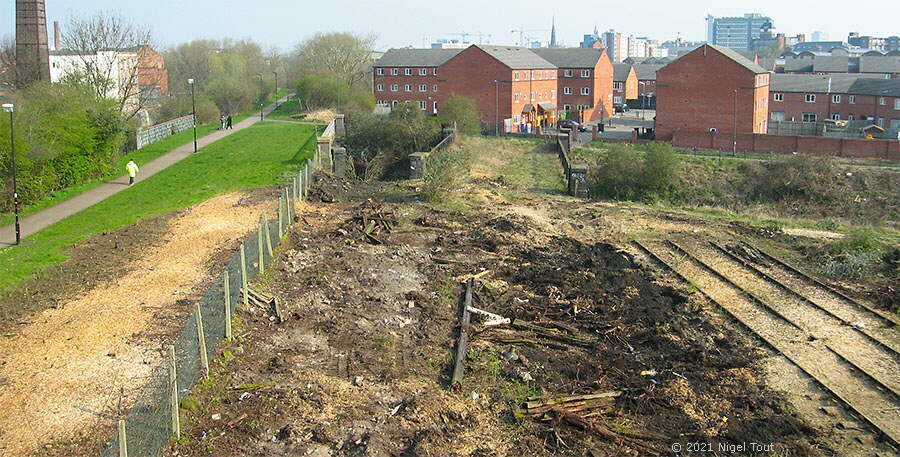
[1,0,898,51]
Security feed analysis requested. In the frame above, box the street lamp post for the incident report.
[188,79,197,153]
[3,104,19,245]
[256,73,265,121]
[732,89,737,157]
[273,71,278,109]
[639,82,646,135]
[493,80,500,136]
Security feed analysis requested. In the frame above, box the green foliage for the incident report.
[830,229,885,255]
[293,74,374,113]
[421,147,469,201]
[588,143,680,202]
[743,154,840,204]
[822,252,881,280]
[343,108,441,180]
[0,82,124,210]
[438,96,482,134]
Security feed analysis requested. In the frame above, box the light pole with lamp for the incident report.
[732,89,737,157]
[2,103,20,245]
[273,71,279,109]
[639,81,646,135]
[256,73,265,121]
[188,79,197,153]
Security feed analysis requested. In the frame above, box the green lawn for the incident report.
[266,96,302,121]
[0,122,317,293]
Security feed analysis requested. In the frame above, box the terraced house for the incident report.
[768,74,900,129]
[372,45,616,131]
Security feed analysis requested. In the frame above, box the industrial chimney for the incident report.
[54,20,61,51]
[14,0,51,85]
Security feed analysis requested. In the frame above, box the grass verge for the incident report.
[0,122,316,293]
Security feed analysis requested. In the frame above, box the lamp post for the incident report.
[732,89,737,157]
[273,71,278,109]
[188,79,197,153]
[256,73,265,121]
[493,80,500,136]
[639,82,646,135]
[3,103,19,245]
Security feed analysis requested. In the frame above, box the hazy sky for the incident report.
[2,0,898,51]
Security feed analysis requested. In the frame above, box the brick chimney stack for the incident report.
[54,20,61,50]
[14,0,52,85]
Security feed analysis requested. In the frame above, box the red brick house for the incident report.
[656,44,770,140]
[532,48,614,122]
[769,74,900,129]
[634,64,663,108]
[372,48,463,113]
[612,64,637,106]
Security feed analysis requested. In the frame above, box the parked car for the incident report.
[559,119,587,132]
[614,103,629,113]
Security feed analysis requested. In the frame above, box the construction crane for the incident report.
[446,32,492,44]
[511,28,549,47]
[448,32,472,43]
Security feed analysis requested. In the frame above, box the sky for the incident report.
[2,0,898,51]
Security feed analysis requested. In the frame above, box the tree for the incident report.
[439,96,482,134]
[290,32,376,89]
[0,35,17,90]
[58,11,159,120]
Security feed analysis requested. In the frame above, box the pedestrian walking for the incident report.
[126,159,139,186]
[219,115,226,130]
[226,115,233,129]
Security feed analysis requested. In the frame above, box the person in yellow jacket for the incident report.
[126,159,139,186]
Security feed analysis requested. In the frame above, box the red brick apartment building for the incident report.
[634,64,663,107]
[656,44,770,139]
[769,74,900,128]
[612,64,637,106]
[532,48,614,121]
[373,45,616,129]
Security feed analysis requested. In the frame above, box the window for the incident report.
[563,87,572,95]
[802,112,817,122]
[419,84,427,92]
[514,72,520,81]
[433,101,438,113]
[391,100,398,107]
[848,114,855,120]
[433,84,438,92]
[404,68,412,76]
[563,104,571,110]
[391,68,398,76]
[530,92,535,101]
[419,68,427,76]
[613,82,623,91]
[580,87,590,95]
[831,113,840,120]
[832,95,841,103]
[551,72,556,80]
[418,101,427,110]
[564,69,573,77]
[376,84,384,91]
[891,119,900,129]
[581,69,590,77]
[376,68,384,76]
[390,84,398,92]
[613,95,623,104]
[377,100,387,106]
[531,71,535,80]
[773,93,783,102]
[515,93,520,102]
[879,97,886,105]
[551,90,555,99]
[770,111,785,121]
[404,84,411,92]
[805,94,816,103]
[877,117,885,127]
[433,68,437,75]
[895,99,900,110]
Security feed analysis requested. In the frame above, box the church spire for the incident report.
[550,16,558,48]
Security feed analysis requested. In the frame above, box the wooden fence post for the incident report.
[240,243,248,309]
[257,215,265,273]
[277,196,284,237]
[169,345,180,439]
[224,270,232,340]
[196,303,209,379]
[263,215,273,257]
[117,420,128,457]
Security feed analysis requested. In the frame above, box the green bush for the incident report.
[343,106,441,180]
[830,229,885,255]
[421,148,469,201]
[438,96,482,135]
[588,144,680,202]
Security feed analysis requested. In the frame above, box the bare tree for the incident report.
[58,11,161,120]
[0,34,17,89]
[291,32,376,89]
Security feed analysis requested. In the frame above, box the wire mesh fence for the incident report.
[98,120,332,457]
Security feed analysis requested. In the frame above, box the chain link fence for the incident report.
[98,118,335,457]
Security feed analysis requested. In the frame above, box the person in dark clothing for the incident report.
[226,115,233,129]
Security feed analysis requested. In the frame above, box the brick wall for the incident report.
[373,66,441,113]
[670,130,899,160]
[769,90,900,125]
[556,52,614,122]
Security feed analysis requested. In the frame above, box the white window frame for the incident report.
[419,84,427,92]
[564,69,573,77]
[613,95,623,104]
[376,84,384,92]
[404,84,412,92]
[433,68,437,76]
[895,99,900,110]
[404,68,412,76]
[805,94,816,103]
[419,68,427,76]
[391,68,398,76]
[879,97,886,106]
[514,71,520,81]
[832,95,841,103]
[433,84,438,92]
[831,113,840,120]
[418,100,427,110]
[514,93,520,102]
[563,104,571,110]
[376,68,384,76]
[581,69,591,78]
[563,87,572,95]
[773,93,783,102]
[433,101,438,113]
[613,82,623,91]
[847,114,855,120]
[849,95,856,104]
[877,117,885,127]
[390,84,398,92]
[580,87,590,95]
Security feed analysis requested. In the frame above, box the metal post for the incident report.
[493,80,500,136]
[224,270,232,340]
[169,345,180,439]
[258,73,264,121]
[733,89,738,157]
[273,71,278,108]
[196,303,209,379]
[240,243,248,309]
[257,216,265,273]
[117,420,128,457]
[6,108,20,245]
[278,196,284,237]
[189,79,197,154]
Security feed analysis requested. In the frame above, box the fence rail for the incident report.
[101,117,338,457]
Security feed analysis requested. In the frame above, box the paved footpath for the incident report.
[0,96,292,247]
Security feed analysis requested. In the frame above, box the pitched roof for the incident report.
[706,44,768,74]
[474,44,556,69]
[859,55,900,73]
[812,56,849,72]
[634,64,664,81]
[612,64,633,81]
[375,48,463,67]
[769,74,898,96]
[530,48,604,68]
[757,57,777,71]
[784,57,814,72]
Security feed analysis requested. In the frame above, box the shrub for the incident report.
[588,144,680,202]
[830,228,885,255]
[421,148,468,201]
[438,96,482,135]
[747,154,839,203]
[822,252,881,280]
